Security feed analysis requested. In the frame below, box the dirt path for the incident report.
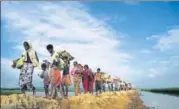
[1,90,146,109]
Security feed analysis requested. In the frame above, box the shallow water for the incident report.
[140,91,179,109]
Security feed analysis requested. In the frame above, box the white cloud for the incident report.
[149,28,179,51]
[146,35,159,40]
[1,58,43,88]
[1,58,19,88]
[2,2,135,87]
[148,68,162,78]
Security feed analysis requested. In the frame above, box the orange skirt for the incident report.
[50,67,62,87]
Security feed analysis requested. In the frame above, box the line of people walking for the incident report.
[12,41,133,99]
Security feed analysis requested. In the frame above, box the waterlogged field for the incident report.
[141,88,179,96]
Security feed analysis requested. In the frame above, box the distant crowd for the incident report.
[12,40,133,99]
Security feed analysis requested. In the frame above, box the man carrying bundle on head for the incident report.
[46,44,74,98]
[57,49,74,97]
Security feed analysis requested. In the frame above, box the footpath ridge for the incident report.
[1,90,146,109]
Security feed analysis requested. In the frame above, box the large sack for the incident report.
[57,50,74,61]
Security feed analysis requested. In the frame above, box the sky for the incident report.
[1,1,179,88]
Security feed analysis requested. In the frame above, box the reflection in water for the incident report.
[27,91,179,109]
[140,91,179,109]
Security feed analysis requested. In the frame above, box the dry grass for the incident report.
[1,90,146,109]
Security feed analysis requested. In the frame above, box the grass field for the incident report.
[141,88,179,96]
[0,87,77,95]
[1,88,20,95]
[0,88,43,95]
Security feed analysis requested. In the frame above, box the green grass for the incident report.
[1,89,20,95]
[141,87,179,96]
[0,87,76,95]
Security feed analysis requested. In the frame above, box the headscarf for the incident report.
[71,67,78,76]
[71,63,81,76]
[22,40,40,68]
[24,40,33,53]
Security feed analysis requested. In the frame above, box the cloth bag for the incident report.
[13,57,24,69]
[63,74,72,86]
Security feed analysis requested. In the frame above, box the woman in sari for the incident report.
[12,41,39,95]
[82,65,90,93]
[71,61,82,96]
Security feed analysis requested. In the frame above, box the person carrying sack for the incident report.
[62,56,72,97]
[12,41,40,95]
